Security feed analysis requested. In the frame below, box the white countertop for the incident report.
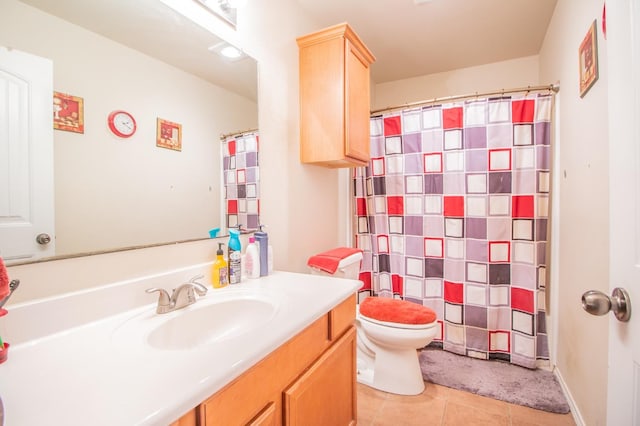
[0,267,360,425]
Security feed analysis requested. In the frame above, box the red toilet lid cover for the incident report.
[359,297,437,325]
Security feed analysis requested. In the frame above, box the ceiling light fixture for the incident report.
[220,45,242,59]
[194,0,239,28]
[208,41,246,61]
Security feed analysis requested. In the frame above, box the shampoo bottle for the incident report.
[228,229,242,284]
[211,243,228,289]
[244,236,260,279]
[254,225,269,277]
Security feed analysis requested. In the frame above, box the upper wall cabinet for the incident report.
[297,23,376,168]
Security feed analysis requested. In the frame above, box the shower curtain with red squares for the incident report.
[222,131,260,230]
[353,93,554,369]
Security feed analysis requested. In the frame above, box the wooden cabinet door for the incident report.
[345,40,371,163]
[298,33,345,165]
[283,327,357,426]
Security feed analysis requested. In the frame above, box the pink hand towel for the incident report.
[0,257,9,300]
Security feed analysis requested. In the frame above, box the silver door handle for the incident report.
[36,233,51,245]
[582,287,631,322]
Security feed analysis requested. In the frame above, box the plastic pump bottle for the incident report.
[244,236,260,279]
[211,243,228,289]
[254,225,269,277]
[228,229,242,284]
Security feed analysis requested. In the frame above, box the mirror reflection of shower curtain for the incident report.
[222,131,260,230]
[353,93,554,369]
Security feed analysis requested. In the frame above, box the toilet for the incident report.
[308,248,438,395]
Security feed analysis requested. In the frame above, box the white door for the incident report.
[0,47,55,262]
[607,1,640,424]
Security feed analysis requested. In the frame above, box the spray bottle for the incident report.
[228,229,242,284]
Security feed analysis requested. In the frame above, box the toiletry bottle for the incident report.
[228,228,242,284]
[211,243,228,289]
[244,236,260,279]
[254,225,269,277]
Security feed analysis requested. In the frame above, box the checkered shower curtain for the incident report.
[222,131,260,230]
[353,93,553,369]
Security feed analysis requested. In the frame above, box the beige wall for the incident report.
[240,1,347,274]
[539,1,609,425]
[373,55,541,110]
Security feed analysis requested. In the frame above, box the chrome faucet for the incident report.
[146,275,208,314]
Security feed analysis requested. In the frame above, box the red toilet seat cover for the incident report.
[359,297,437,325]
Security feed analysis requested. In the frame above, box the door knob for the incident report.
[36,233,51,245]
[581,287,631,322]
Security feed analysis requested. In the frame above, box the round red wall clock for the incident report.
[107,110,137,138]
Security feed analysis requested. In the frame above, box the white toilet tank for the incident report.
[309,251,363,280]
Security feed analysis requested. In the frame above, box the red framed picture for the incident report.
[53,91,84,133]
[156,118,182,151]
[579,20,599,98]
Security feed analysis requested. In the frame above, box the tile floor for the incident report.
[357,382,577,426]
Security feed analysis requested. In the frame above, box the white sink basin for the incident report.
[112,291,278,351]
[148,298,276,350]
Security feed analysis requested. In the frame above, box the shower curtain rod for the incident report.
[219,127,258,140]
[370,83,560,115]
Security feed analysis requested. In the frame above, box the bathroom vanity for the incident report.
[190,294,356,425]
[0,268,360,425]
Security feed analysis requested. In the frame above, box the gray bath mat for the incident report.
[419,347,571,414]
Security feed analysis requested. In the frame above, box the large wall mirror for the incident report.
[2,0,258,265]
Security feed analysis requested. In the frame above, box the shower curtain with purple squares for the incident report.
[222,131,260,230]
[353,93,554,369]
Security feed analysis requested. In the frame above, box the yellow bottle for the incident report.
[212,243,228,289]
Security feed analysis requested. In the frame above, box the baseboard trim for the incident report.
[554,366,586,426]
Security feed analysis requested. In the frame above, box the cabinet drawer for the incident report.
[329,293,356,340]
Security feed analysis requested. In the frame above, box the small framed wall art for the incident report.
[156,118,182,151]
[53,91,84,133]
[578,20,599,98]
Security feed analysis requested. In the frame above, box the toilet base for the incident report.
[356,347,426,395]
